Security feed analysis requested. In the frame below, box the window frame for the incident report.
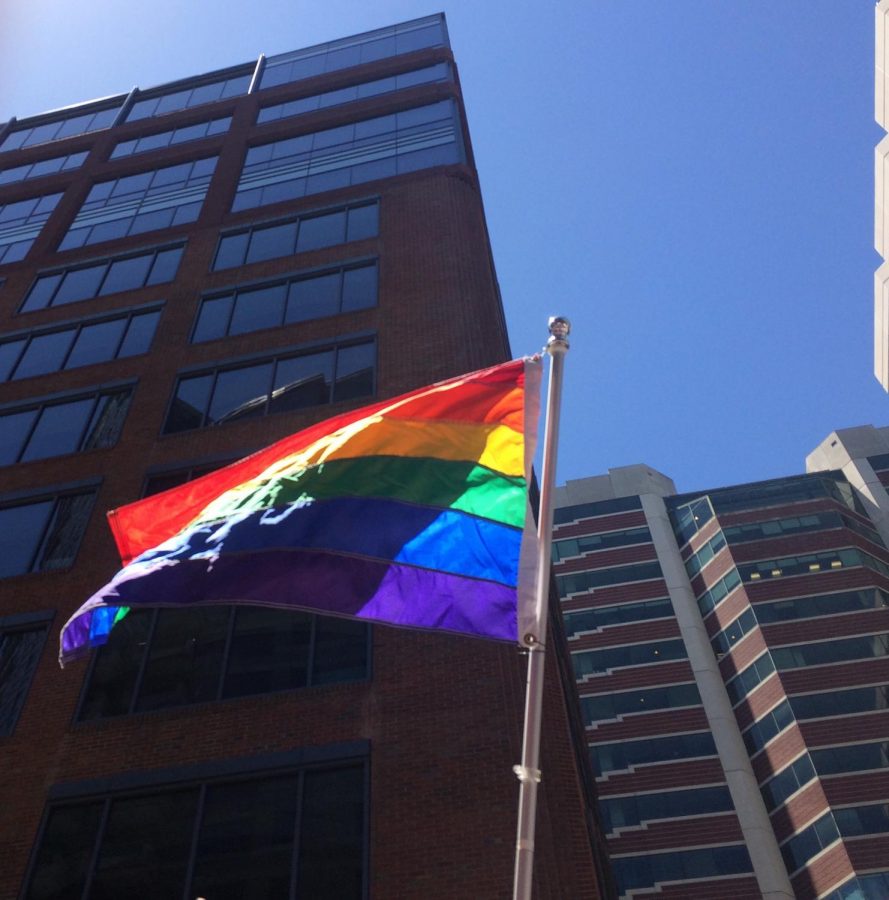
[0,382,135,467]
[192,258,378,343]
[20,243,185,313]
[0,610,53,736]
[23,745,370,900]
[0,480,100,580]
[212,198,380,271]
[1,306,162,381]
[75,603,372,721]
[161,335,376,435]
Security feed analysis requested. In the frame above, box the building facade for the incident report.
[555,425,889,900]
[0,17,608,899]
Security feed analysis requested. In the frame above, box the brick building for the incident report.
[554,425,889,900]
[0,16,607,899]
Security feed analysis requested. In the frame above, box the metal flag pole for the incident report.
[513,316,571,900]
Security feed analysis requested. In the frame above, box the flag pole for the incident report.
[513,316,571,900]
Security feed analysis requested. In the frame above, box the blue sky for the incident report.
[2,1,885,492]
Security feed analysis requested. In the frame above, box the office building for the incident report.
[555,425,889,900]
[0,16,607,898]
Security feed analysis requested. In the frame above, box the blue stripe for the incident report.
[134,496,520,586]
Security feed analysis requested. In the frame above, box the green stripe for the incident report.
[196,456,527,528]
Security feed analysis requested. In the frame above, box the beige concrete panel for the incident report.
[878,1,889,128]
[877,135,889,256]
[875,262,889,390]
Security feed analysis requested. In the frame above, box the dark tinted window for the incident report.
[26,763,365,900]
[80,606,369,719]
[22,245,183,312]
[0,490,96,578]
[0,389,132,466]
[212,201,379,271]
[1,310,159,382]
[0,622,50,735]
[164,339,375,433]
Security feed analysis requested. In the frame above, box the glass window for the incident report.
[582,682,700,724]
[111,116,230,158]
[2,311,159,383]
[573,638,686,678]
[811,741,889,775]
[346,203,379,241]
[742,700,794,755]
[0,339,25,382]
[761,754,816,811]
[81,605,369,719]
[0,490,95,578]
[600,785,733,833]
[208,362,274,424]
[164,374,213,433]
[341,264,377,312]
[21,398,95,461]
[56,266,109,305]
[780,812,840,875]
[0,150,88,185]
[725,652,776,706]
[563,597,673,633]
[286,271,341,322]
[553,526,652,562]
[24,801,105,900]
[0,410,38,466]
[118,310,162,357]
[22,245,183,312]
[229,283,288,335]
[557,561,663,596]
[0,102,121,151]
[164,339,375,433]
[59,158,216,249]
[756,588,889,623]
[195,262,378,342]
[126,74,250,122]
[0,621,50,735]
[612,845,753,895]
[146,245,185,284]
[791,684,889,720]
[591,731,717,776]
[136,607,229,712]
[0,389,131,465]
[0,192,63,264]
[25,762,366,900]
[245,220,298,264]
[233,101,460,211]
[65,319,127,368]
[99,254,154,296]
[214,232,250,270]
[333,342,375,402]
[270,351,334,414]
[91,790,198,896]
[772,633,889,669]
[193,295,234,343]
[297,211,347,251]
[13,330,76,379]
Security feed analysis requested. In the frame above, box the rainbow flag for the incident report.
[60,358,541,666]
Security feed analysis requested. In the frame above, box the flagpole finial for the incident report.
[547,316,570,352]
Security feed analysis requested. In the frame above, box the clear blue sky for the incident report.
[2,1,885,492]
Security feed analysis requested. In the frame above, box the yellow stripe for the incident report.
[299,417,524,476]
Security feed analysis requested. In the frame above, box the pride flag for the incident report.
[60,358,541,666]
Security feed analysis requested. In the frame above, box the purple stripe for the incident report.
[62,549,517,661]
